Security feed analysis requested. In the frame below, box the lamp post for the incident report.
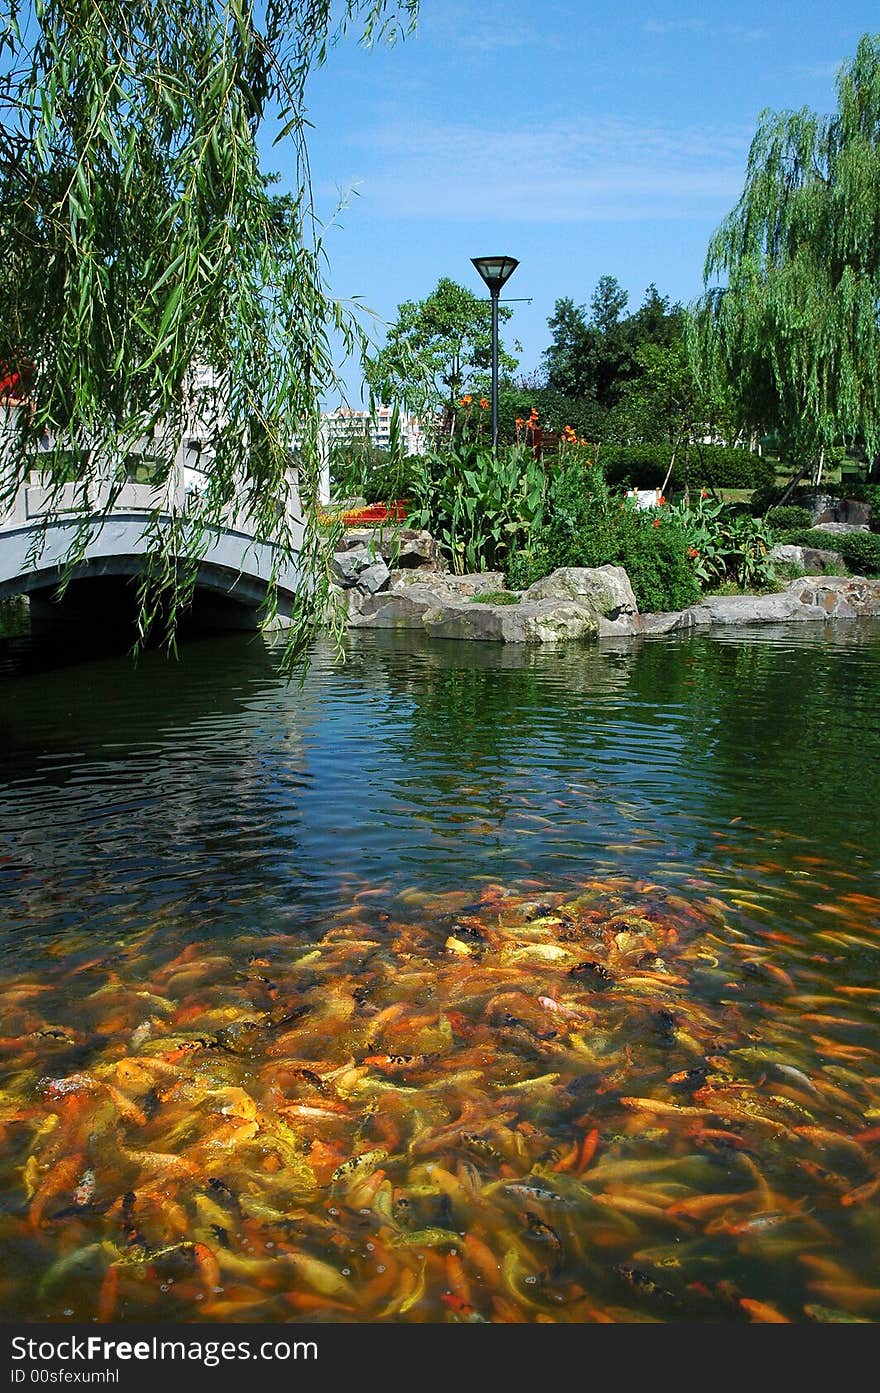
[471,255,518,452]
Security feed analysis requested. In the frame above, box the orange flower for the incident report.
[658,495,666,506]
[687,546,700,558]
[652,518,661,528]
[515,417,524,428]
[479,397,489,410]
[460,394,472,406]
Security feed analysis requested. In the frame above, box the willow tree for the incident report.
[0,0,416,657]
[691,34,880,479]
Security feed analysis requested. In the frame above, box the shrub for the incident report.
[767,505,814,533]
[504,453,701,612]
[614,518,701,612]
[777,529,880,576]
[598,443,774,492]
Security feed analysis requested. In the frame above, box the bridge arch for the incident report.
[0,511,303,633]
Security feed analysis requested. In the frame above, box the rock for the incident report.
[789,576,880,617]
[331,547,373,586]
[356,561,391,594]
[804,494,871,529]
[769,543,844,572]
[393,530,443,570]
[390,571,506,597]
[811,521,869,534]
[685,591,822,625]
[336,527,445,570]
[525,565,638,619]
[598,611,689,637]
[330,546,389,594]
[346,588,438,627]
[422,597,598,644]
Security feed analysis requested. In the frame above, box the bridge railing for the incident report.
[1,438,303,538]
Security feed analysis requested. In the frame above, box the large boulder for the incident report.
[685,591,822,625]
[769,543,843,572]
[422,596,598,644]
[336,527,445,570]
[524,565,638,619]
[804,494,871,529]
[789,576,880,617]
[393,530,444,570]
[346,588,439,626]
[811,521,869,535]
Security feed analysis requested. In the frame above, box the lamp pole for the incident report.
[471,256,519,453]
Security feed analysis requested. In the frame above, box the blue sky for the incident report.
[265,1,878,405]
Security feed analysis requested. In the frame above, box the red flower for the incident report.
[479,397,489,410]
[652,518,661,528]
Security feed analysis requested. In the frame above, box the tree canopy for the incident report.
[543,278,684,408]
[366,276,519,429]
[691,33,880,463]
[0,0,417,656]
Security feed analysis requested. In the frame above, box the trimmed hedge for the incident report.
[778,528,880,576]
[767,505,814,533]
[597,444,774,492]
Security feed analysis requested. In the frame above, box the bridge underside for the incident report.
[25,568,286,638]
[0,515,301,638]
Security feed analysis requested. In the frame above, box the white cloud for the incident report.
[642,17,767,42]
[329,116,750,223]
[414,2,544,53]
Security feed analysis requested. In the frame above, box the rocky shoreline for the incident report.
[331,528,880,644]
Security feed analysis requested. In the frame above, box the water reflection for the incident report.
[0,621,879,1321]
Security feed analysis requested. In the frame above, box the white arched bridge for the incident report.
[0,460,306,634]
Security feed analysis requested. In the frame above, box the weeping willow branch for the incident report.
[690,34,880,462]
[0,0,418,665]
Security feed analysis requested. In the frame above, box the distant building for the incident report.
[320,406,426,457]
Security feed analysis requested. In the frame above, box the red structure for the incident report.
[342,500,409,527]
[0,359,33,404]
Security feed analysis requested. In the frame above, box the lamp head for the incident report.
[471,255,519,294]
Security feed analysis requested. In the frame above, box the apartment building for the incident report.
[320,405,426,456]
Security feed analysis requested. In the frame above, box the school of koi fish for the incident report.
[2,864,880,1324]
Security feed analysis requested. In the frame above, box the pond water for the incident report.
[0,622,879,1324]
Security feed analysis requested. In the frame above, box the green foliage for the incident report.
[366,278,519,422]
[613,338,733,449]
[505,449,700,612]
[0,0,418,662]
[767,505,814,533]
[331,444,426,506]
[408,440,546,575]
[497,388,608,445]
[778,528,880,576]
[615,518,702,613]
[544,280,684,408]
[750,482,786,515]
[361,454,428,505]
[668,493,776,589]
[692,34,880,459]
[0,597,28,638]
[598,444,774,491]
[469,590,520,605]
